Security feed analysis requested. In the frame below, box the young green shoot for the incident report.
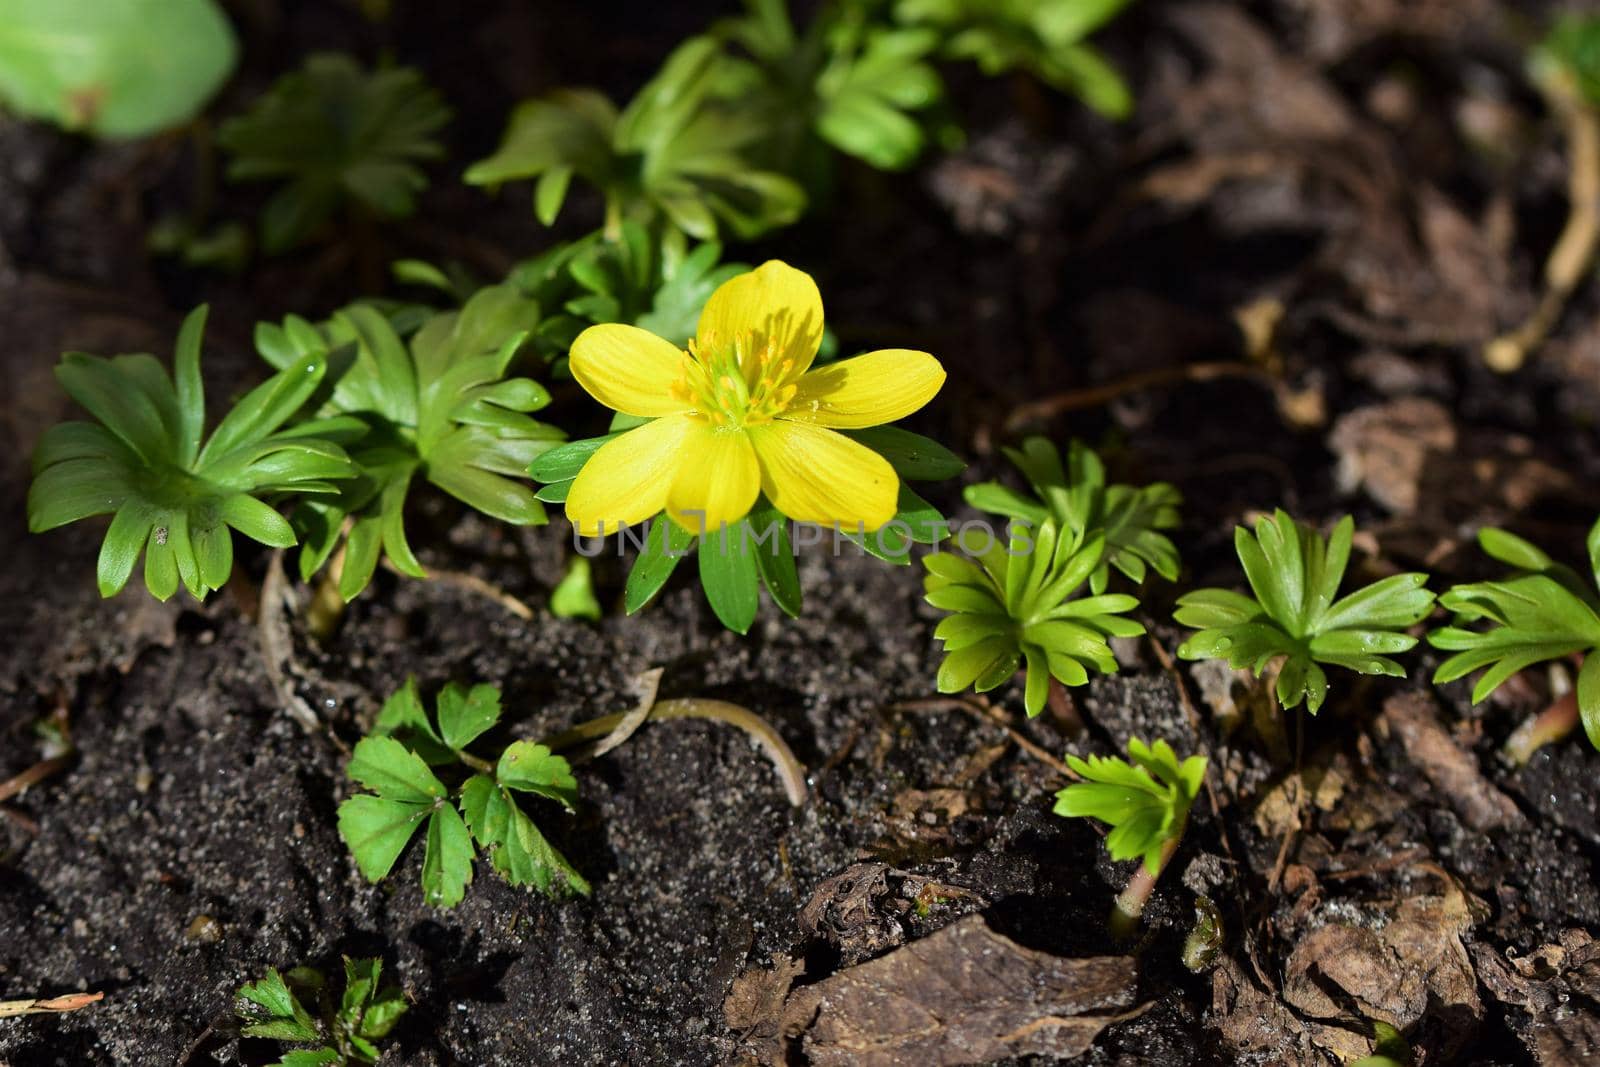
[1429,520,1600,760]
[466,38,805,252]
[894,0,1135,118]
[1175,511,1434,714]
[27,305,360,600]
[235,957,407,1066]
[1055,737,1207,938]
[256,284,565,601]
[337,679,589,908]
[923,520,1144,717]
[219,53,450,253]
[965,436,1182,595]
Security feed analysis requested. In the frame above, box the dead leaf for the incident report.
[1284,885,1483,1061]
[785,914,1139,1067]
[1330,398,1456,515]
[1383,691,1525,831]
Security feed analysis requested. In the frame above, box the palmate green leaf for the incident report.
[896,0,1133,117]
[1056,737,1206,874]
[28,305,358,601]
[964,437,1181,595]
[1430,519,1600,749]
[269,285,564,598]
[924,519,1142,717]
[468,36,804,245]
[237,968,322,1043]
[0,0,236,138]
[1176,511,1434,713]
[460,774,590,897]
[219,53,450,252]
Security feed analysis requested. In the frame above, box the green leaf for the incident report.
[748,507,802,618]
[698,522,760,633]
[237,968,321,1043]
[551,556,603,620]
[435,682,503,751]
[219,54,450,251]
[626,516,695,613]
[346,735,448,804]
[1179,512,1434,713]
[0,0,237,138]
[1056,737,1205,874]
[460,775,589,897]
[337,794,431,883]
[497,742,579,809]
[421,803,474,908]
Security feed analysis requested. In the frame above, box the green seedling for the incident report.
[965,436,1181,595]
[1055,737,1207,938]
[510,222,748,365]
[1430,520,1600,759]
[549,557,603,621]
[923,520,1145,716]
[27,306,360,600]
[235,957,406,1066]
[713,0,944,172]
[219,53,450,253]
[466,38,805,251]
[1352,1020,1413,1067]
[337,679,588,908]
[1175,511,1434,713]
[0,0,236,137]
[256,285,564,601]
[895,0,1135,118]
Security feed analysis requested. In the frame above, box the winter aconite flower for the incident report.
[564,260,945,535]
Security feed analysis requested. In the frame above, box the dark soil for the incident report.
[4,1,1600,1064]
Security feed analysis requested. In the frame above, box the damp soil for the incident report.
[4,0,1600,1064]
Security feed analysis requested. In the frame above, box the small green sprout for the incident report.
[27,306,360,600]
[337,679,588,908]
[0,0,236,138]
[256,285,565,600]
[466,38,805,251]
[1429,520,1600,752]
[1175,511,1434,713]
[923,520,1145,716]
[965,436,1181,595]
[895,0,1135,118]
[1352,1020,1413,1067]
[714,0,944,171]
[549,557,603,621]
[509,222,748,365]
[235,957,406,1066]
[219,53,450,253]
[1055,737,1207,938]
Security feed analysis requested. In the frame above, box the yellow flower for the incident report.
[564,260,945,536]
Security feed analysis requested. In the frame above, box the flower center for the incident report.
[670,330,798,427]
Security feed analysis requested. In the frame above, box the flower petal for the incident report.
[569,323,689,418]
[748,422,898,531]
[696,260,824,374]
[667,426,760,534]
[785,348,945,428]
[565,416,694,536]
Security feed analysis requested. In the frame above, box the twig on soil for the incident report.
[890,696,1076,778]
[259,550,324,734]
[1504,682,1580,765]
[0,753,74,805]
[1004,361,1270,431]
[1485,78,1600,372]
[0,991,103,1018]
[544,697,808,807]
[386,560,535,621]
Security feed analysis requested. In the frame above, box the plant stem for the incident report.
[1505,686,1580,765]
[1485,80,1600,372]
[1110,834,1181,941]
[305,541,349,643]
[544,698,808,807]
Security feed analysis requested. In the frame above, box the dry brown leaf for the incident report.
[786,915,1139,1067]
[1383,691,1524,831]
